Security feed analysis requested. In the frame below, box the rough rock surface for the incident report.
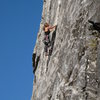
[31,0,100,100]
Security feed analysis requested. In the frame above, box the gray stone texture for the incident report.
[31,0,100,100]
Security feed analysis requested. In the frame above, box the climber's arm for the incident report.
[48,25,57,30]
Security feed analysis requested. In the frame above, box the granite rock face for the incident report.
[31,0,100,100]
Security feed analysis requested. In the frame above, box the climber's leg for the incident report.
[44,45,49,56]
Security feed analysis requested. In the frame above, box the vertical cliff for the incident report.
[32,0,100,100]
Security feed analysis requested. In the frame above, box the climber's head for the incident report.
[44,22,49,27]
[43,22,49,30]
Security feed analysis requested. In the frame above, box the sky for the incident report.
[0,0,43,100]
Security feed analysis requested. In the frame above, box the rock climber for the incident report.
[43,22,57,56]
